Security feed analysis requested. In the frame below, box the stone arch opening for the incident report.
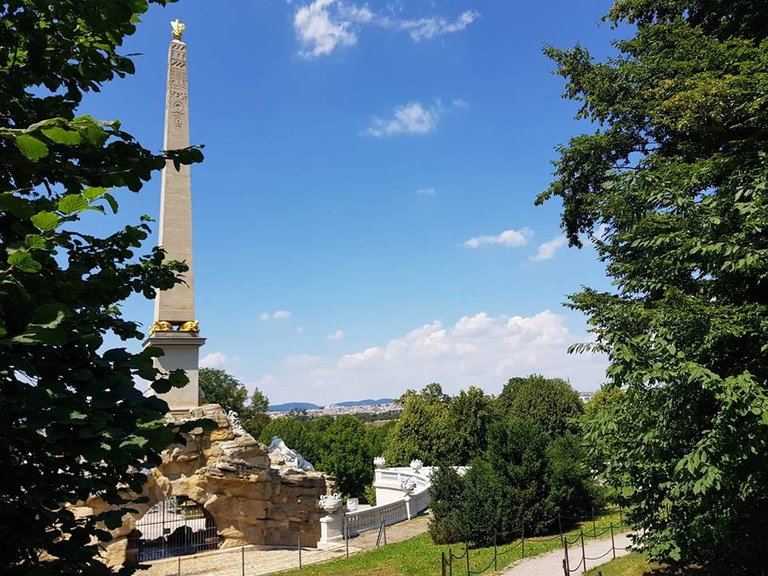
[126,496,221,563]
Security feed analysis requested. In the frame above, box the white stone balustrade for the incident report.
[316,466,433,548]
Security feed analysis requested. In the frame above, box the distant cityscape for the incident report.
[267,391,597,419]
[268,398,400,418]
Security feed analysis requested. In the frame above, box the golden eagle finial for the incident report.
[171,19,186,41]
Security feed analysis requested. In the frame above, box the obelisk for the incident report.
[144,19,205,412]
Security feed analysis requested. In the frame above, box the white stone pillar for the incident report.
[404,494,412,520]
[317,512,345,550]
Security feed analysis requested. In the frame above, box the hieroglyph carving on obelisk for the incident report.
[144,20,205,412]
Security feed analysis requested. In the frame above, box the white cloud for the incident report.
[365,101,442,137]
[328,329,344,340]
[200,352,235,369]
[531,235,567,261]
[262,310,607,404]
[260,310,293,320]
[291,1,479,58]
[294,0,358,58]
[365,98,466,138]
[417,187,436,195]
[464,228,533,248]
[398,10,480,42]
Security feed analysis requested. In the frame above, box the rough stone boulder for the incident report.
[91,404,332,567]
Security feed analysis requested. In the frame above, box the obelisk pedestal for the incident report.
[144,20,204,412]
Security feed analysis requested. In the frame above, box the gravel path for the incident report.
[138,514,432,576]
[348,514,431,550]
[498,533,632,576]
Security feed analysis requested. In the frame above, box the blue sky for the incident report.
[82,0,624,405]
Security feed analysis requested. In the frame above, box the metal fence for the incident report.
[439,511,627,576]
[127,496,221,562]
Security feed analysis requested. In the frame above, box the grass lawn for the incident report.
[584,553,712,576]
[585,553,663,575]
[275,512,625,576]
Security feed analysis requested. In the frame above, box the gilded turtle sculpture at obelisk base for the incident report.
[144,18,205,412]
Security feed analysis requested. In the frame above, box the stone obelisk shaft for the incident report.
[155,36,194,323]
[145,23,204,414]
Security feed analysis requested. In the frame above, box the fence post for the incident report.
[298,535,302,569]
[521,519,525,559]
[441,552,446,576]
[564,538,570,573]
[558,511,564,547]
[494,533,497,572]
[580,530,586,574]
[592,507,596,537]
[241,546,245,576]
[562,558,569,576]
[449,547,453,576]
[465,542,470,576]
[177,556,181,576]
[345,515,349,559]
[610,524,616,560]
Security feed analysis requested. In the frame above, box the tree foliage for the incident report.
[199,367,270,437]
[429,415,600,546]
[541,0,768,569]
[259,413,379,500]
[496,375,583,438]
[0,1,207,574]
[449,386,494,465]
[385,383,494,466]
[314,415,374,498]
[429,378,599,546]
[384,384,453,466]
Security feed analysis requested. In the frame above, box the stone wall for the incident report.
[82,404,331,568]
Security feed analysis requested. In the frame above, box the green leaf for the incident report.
[82,187,108,201]
[41,126,81,145]
[31,211,60,231]
[0,193,34,218]
[103,192,119,214]
[58,194,89,215]
[32,303,68,328]
[25,234,46,250]
[7,251,41,273]
[15,134,49,160]
[119,436,149,449]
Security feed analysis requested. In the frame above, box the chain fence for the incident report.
[439,509,627,576]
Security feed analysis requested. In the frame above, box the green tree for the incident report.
[314,415,374,498]
[448,386,493,464]
[384,384,452,465]
[541,0,768,569]
[0,1,206,574]
[259,416,317,464]
[497,375,583,438]
[365,419,395,460]
[544,434,602,521]
[428,464,467,544]
[199,367,270,437]
[581,386,625,480]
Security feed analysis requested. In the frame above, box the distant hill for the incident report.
[334,398,395,407]
[268,398,396,412]
[268,402,320,412]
